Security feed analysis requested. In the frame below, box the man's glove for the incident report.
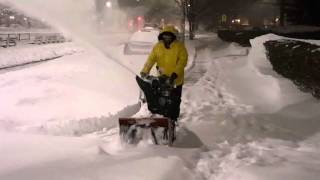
[140,72,148,78]
[169,73,178,85]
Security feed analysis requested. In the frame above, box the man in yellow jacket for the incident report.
[140,25,188,121]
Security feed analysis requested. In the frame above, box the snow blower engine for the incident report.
[119,75,176,146]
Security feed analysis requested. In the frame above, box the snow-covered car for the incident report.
[124,29,159,55]
[0,36,17,48]
[143,23,159,30]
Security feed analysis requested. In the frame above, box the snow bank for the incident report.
[0,48,140,135]
[0,0,141,135]
[222,33,312,113]
[0,43,83,69]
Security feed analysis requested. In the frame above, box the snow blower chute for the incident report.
[119,75,176,146]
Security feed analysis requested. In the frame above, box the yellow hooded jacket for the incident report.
[141,26,188,86]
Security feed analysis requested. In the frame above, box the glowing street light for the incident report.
[232,18,241,24]
[106,1,112,8]
[9,15,15,20]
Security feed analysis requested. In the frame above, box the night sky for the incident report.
[117,0,320,26]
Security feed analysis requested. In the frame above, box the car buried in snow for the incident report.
[123,28,159,55]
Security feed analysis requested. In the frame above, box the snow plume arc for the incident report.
[0,0,124,47]
[0,0,138,74]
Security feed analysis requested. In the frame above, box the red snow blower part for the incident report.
[119,75,176,146]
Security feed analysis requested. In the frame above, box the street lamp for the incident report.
[9,15,15,20]
[106,1,112,8]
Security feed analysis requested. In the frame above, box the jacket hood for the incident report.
[158,25,179,41]
[161,25,179,34]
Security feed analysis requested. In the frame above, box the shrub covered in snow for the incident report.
[264,40,320,98]
[218,28,320,47]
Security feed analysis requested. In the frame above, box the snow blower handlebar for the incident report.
[140,74,176,89]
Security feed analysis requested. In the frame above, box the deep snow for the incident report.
[0,44,140,135]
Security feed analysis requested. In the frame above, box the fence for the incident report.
[0,32,68,48]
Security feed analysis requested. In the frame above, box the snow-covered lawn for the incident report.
[0,45,140,135]
[0,43,83,69]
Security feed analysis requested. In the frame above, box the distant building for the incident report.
[219,0,303,28]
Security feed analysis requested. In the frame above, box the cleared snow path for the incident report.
[187,34,320,180]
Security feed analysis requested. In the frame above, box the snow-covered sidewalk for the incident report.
[185,34,320,180]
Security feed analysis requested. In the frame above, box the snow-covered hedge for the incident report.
[218,27,320,47]
[264,39,320,98]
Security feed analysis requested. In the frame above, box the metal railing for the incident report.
[0,32,68,48]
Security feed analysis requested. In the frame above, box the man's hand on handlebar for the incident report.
[140,72,148,78]
[169,73,178,85]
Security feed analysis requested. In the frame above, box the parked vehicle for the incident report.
[32,34,66,44]
[124,29,159,55]
[0,37,17,48]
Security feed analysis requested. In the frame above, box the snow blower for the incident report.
[119,75,176,146]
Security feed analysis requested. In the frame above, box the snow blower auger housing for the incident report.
[119,117,175,146]
[119,75,176,146]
